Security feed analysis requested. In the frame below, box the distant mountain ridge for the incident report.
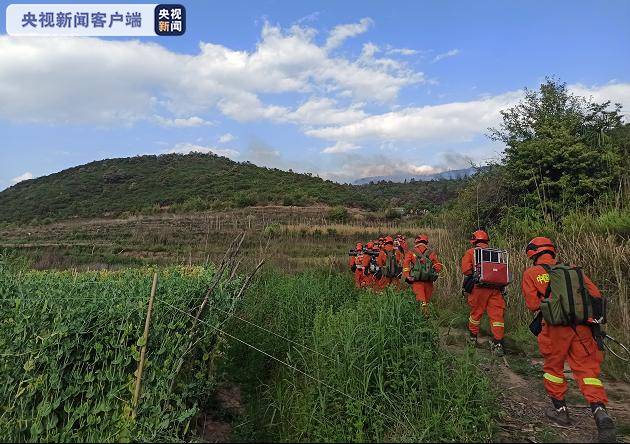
[353,167,478,185]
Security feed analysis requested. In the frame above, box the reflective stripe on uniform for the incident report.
[468,316,481,325]
[543,373,564,384]
[403,267,410,272]
[492,322,504,328]
[583,378,603,387]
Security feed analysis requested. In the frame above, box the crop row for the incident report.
[0,259,241,442]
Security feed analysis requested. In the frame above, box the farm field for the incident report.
[1,206,629,442]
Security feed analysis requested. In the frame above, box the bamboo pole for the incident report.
[169,233,245,392]
[132,272,158,419]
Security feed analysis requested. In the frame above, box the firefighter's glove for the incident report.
[529,311,543,337]
[591,323,606,351]
[590,296,605,324]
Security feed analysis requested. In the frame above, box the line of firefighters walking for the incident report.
[347,230,617,443]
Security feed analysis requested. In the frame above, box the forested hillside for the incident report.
[0,153,464,223]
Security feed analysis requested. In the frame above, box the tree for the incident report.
[489,78,624,220]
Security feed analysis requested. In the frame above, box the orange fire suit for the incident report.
[521,255,608,404]
[356,251,371,288]
[462,243,505,340]
[376,245,404,289]
[361,248,378,289]
[402,245,442,307]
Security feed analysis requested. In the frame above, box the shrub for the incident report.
[596,210,630,236]
[263,223,281,237]
[384,207,402,220]
[234,192,257,208]
[327,206,348,222]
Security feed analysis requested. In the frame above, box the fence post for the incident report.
[132,272,158,419]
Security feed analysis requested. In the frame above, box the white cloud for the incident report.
[322,141,360,154]
[0,19,421,125]
[218,133,236,143]
[154,115,213,127]
[432,49,460,63]
[0,37,176,125]
[325,18,373,51]
[386,47,419,56]
[11,171,34,184]
[163,143,239,159]
[306,90,523,144]
[569,82,630,114]
[322,154,445,182]
[286,97,367,126]
[294,11,320,25]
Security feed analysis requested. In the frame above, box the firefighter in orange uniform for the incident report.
[349,242,366,288]
[377,236,404,289]
[362,241,378,289]
[402,234,442,315]
[462,230,506,356]
[521,237,615,442]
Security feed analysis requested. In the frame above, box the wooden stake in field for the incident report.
[132,272,158,419]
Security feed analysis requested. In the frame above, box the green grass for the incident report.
[222,271,497,442]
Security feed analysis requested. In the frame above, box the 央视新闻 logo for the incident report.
[154,4,185,36]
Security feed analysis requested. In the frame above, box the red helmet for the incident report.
[356,242,363,250]
[470,230,489,245]
[415,234,429,244]
[526,237,556,259]
[366,242,374,249]
[384,236,394,244]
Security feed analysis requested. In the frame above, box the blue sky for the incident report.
[1,0,629,188]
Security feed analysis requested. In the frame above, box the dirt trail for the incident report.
[198,384,245,443]
[442,328,630,443]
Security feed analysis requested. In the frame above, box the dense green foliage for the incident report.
[0,260,241,442]
[441,79,629,234]
[222,271,496,442]
[486,78,627,222]
[0,153,463,224]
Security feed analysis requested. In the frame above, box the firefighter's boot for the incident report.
[545,407,571,427]
[592,404,616,443]
[545,399,571,427]
[491,339,505,357]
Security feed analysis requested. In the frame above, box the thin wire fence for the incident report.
[160,299,420,436]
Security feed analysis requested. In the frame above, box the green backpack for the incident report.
[539,264,603,326]
[383,250,401,278]
[410,250,438,282]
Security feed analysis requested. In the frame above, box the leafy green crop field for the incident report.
[0,258,241,442]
